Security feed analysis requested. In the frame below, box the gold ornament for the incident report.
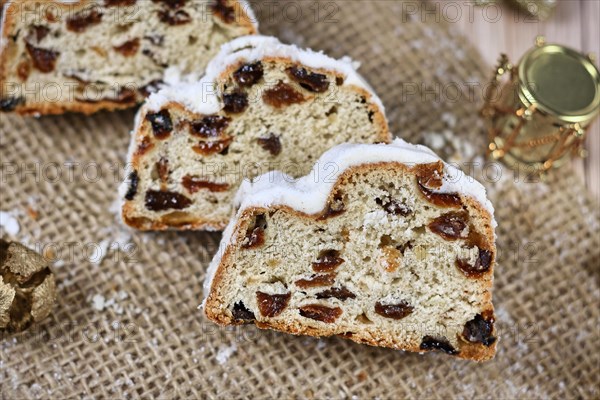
[1,239,57,332]
[481,37,600,173]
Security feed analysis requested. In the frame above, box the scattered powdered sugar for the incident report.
[215,344,237,365]
[90,291,129,314]
[0,210,20,236]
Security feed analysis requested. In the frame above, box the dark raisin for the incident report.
[124,171,139,200]
[462,313,496,346]
[145,190,192,211]
[429,211,469,240]
[146,110,173,139]
[286,66,329,93]
[315,286,356,301]
[25,43,59,73]
[143,34,164,46]
[375,197,412,216]
[256,133,282,156]
[182,175,229,193]
[190,116,231,137]
[0,97,24,112]
[211,0,236,23]
[233,62,264,87]
[66,8,103,32]
[192,138,233,155]
[139,79,164,97]
[374,301,414,320]
[156,157,169,186]
[420,336,458,355]
[256,291,290,317]
[417,180,462,208]
[114,38,140,57]
[242,214,267,249]
[152,0,186,8]
[158,9,191,25]
[223,90,248,113]
[312,250,344,272]
[317,194,345,220]
[295,273,336,289]
[27,25,50,43]
[262,81,306,108]
[232,301,255,322]
[105,0,137,6]
[299,304,342,323]
[456,248,493,277]
[335,76,344,86]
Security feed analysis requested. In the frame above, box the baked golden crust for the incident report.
[204,162,497,361]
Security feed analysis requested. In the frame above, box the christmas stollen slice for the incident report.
[120,35,390,231]
[0,0,257,115]
[203,139,498,361]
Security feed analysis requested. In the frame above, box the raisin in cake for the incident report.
[0,0,256,115]
[203,139,498,361]
[120,35,390,231]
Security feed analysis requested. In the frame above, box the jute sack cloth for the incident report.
[1,1,599,398]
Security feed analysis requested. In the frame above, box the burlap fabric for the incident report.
[1,1,599,398]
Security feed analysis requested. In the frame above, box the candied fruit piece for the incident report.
[182,175,229,193]
[415,162,444,189]
[312,250,344,272]
[145,190,192,211]
[420,336,458,355]
[256,291,290,317]
[223,91,248,113]
[114,38,140,57]
[429,211,469,240]
[25,43,59,73]
[456,248,493,277]
[146,110,173,139]
[134,136,154,156]
[256,133,282,156]
[295,273,336,289]
[66,9,103,32]
[232,301,255,322]
[315,286,356,301]
[190,116,231,137]
[286,66,330,93]
[462,313,496,346]
[375,197,412,216]
[233,62,264,87]
[299,304,342,323]
[417,181,462,208]
[124,171,139,200]
[241,215,266,249]
[262,81,306,108]
[211,0,236,23]
[375,301,414,320]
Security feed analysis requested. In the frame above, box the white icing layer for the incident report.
[201,138,497,305]
[147,35,385,115]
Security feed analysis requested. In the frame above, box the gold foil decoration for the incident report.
[481,37,600,173]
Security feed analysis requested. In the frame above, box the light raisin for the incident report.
[146,110,173,139]
[114,38,140,57]
[256,291,290,317]
[145,190,192,211]
[66,9,103,33]
[233,62,263,87]
[134,136,154,156]
[25,43,59,73]
[181,175,229,193]
[241,214,266,249]
[256,133,281,156]
[192,138,233,155]
[374,301,414,320]
[17,61,31,81]
[286,66,329,93]
[420,336,458,355]
[429,211,469,240]
[156,157,169,186]
[317,194,345,220]
[299,304,342,323]
[262,81,306,108]
[312,250,344,272]
[295,274,336,289]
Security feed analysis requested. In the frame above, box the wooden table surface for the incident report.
[450,0,600,201]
